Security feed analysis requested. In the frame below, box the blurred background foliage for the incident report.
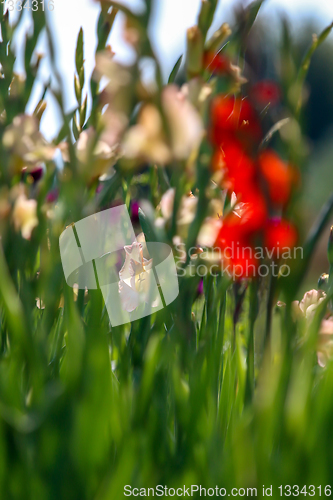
[243,15,333,293]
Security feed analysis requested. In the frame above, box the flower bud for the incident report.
[318,273,329,291]
[74,74,81,104]
[34,100,47,122]
[198,0,212,36]
[9,74,25,97]
[33,53,44,72]
[186,26,204,78]
[79,66,85,90]
[80,95,88,129]
[206,23,232,53]
[29,165,44,183]
[46,188,59,204]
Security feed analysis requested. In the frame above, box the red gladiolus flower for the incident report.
[251,80,281,107]
[239,189,267,234]
[211,140,258,195]
[210,96,236,146]
[264,218,298,257]
[215,212,243,248]
[210,95,262,149]
[208,88,298,281]
[203,51,230,75]
[215,217,259,279]
[230,246,259,279]
[259,149,294,206]
[217,187,267,244]
[222,140,257,193]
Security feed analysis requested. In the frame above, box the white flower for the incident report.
[197,218,223,247]
[3,115,55,170]
[122,84,204,165]
[157,189,198,239]
[162,85,204,161]
[318,317,333,367]
[12,194,38,239]
[290,289,332,367]
[160,188,175,220]
[292,289,326,321]
[59,125,124,182]
[159,188,198,225]
[158,187,227,246]
[181,79,213,115]
[118,242,155,313]
[94,48,132,97]
[77,128,114,163]
[122,104,171,164]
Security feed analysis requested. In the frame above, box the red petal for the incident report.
[264,218,298,256]
[259,150,294,206]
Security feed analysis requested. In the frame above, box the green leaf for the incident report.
[303,193,333,266]
[54,107,79,144]
[244,0,265,37]
[283,192,333,298]
[296,21,333,115]
[259,118,290,149]
[105,1,143,24]
[168,54,183,84]
[0,245,28,353]
[95,171,122,209]
[198,0,218,39]
[231,0,265,54]
[61,285,85,389]
[138,208,158,244]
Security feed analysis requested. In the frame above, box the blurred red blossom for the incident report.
[209,87,298,279]
[215,213,259,279]
[259,149,295,206]
[210,95,262,149]
[203,51,230,75]
[251,80,281,107]
[264,218,298,256]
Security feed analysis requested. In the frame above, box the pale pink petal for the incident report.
[119,280,139,313]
